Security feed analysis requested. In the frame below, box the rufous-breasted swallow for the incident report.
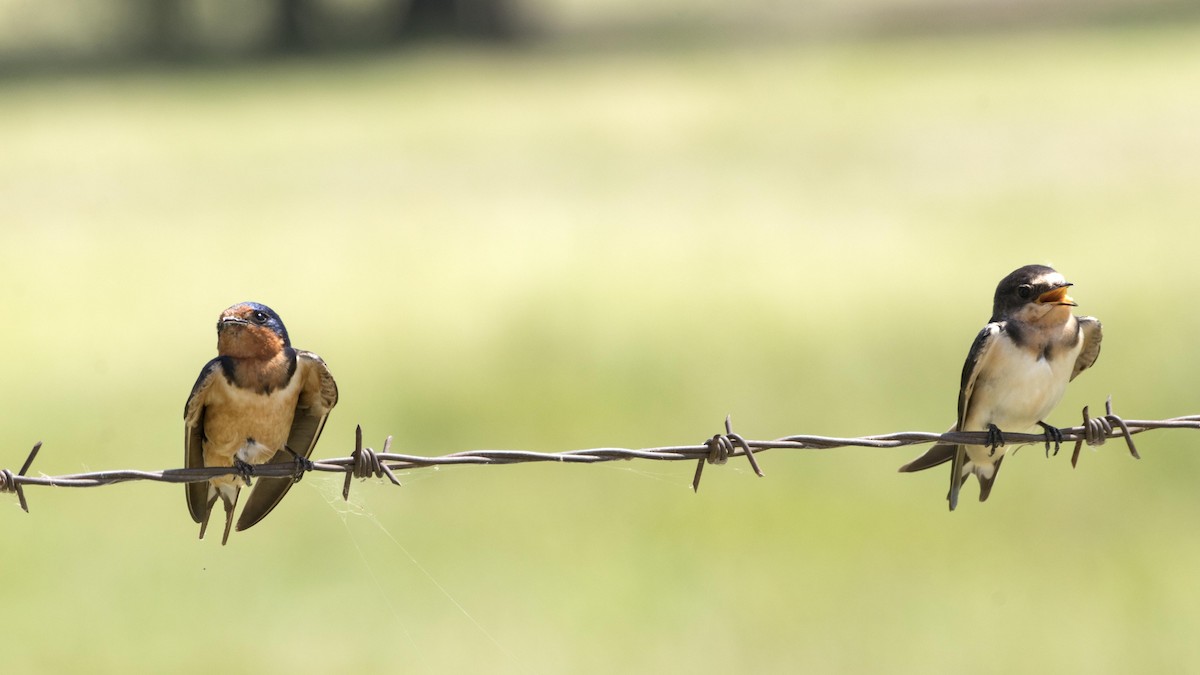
[899,265,1102,510]
[184,302,338,544]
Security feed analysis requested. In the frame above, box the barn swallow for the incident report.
[184,302,338,544]
[899,265,1102,510]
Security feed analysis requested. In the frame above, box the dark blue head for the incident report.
[216,301,291,358]
[991,265,1075,322]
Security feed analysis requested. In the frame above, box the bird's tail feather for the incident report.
[898,442,957,473]
[902,438,1004,509]
[196,484,240,546]
[947,446,967,511]
[977,455,1004,502]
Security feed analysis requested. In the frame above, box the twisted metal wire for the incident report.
[1,398,1194,513]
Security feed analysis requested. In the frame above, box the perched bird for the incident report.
[899,265,1102,510]
[184,302,338,544]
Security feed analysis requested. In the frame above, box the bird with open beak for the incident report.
[899,265,1102,510]
[183,302,337,544]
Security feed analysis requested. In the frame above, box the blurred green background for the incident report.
[3,1,1200,673]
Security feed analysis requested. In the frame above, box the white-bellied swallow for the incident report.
[184,302,338,544]
[899,265,1102,510]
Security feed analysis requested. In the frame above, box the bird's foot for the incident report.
[986,424,1005,457]
[285,447,314,484]
[233,458,255,487]
[1037,421,1064,457]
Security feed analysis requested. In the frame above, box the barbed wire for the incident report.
[0,397,1195,513]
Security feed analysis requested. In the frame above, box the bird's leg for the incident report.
[1037,421,1064,457]
[986,424,1005,457]
[284,446,314,484]
[233,457,255,487]
[197,492,218,540]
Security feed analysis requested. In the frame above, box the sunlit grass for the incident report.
[1,23,1199,673]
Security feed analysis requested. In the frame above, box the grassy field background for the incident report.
[2,21,1200,673]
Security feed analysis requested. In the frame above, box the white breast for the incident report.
[964,335,1081,434]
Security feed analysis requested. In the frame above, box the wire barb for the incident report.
[0,442,43,513]
[1071,396,1140,468]
[692,415,762,492]
[342,425,402,502]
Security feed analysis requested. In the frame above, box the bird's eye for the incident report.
[251,311,269,324]
[1017,284,1033,299]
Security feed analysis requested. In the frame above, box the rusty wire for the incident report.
[0,397,1194,513]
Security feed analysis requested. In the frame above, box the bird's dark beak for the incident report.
[218,316,250,331]
[1036,283,1076,306]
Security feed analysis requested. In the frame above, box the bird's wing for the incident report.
[236,350,338,532]
[184,357,227,524]
[898,323,1001,507]
[957,322,1002,430]
[948,322,1002,511]
[1071,316,1102,381]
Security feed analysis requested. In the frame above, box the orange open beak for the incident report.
[1036,284,1076,306]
